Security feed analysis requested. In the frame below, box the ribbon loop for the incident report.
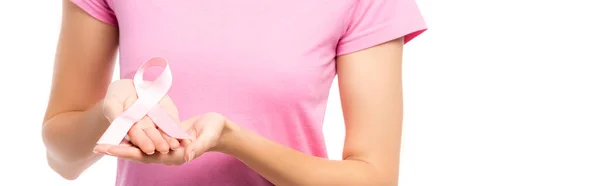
[97,57,192,145]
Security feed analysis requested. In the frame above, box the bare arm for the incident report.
[42,0,118,180]
[218,38,405,186]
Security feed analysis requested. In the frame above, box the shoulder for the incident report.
[337,0,428,55]
[69,0,117,25]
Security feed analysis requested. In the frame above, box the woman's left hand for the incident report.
[93,112,233,165]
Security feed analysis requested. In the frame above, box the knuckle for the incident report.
[136,124,152,131]
[129,131,144,141]
[161,140,170,146]
[153,137,165,144]
[138,118,153,126]
[127,130,137,138]
[131,124,143,130]
[157,144,169,151]
[141,143,155,151]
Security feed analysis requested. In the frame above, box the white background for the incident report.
[1,0,599,185]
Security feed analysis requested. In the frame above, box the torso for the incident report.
[114,1,353,185]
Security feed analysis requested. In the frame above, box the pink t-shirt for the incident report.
[71,0,427,185]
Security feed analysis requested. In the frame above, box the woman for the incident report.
[42,0,427,185]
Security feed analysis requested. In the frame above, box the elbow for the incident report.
[55,167,81,181]
[61,174,80,181]
[46,153,83,181]
[42,123,85,181]
[355,176,398,186]
[374,179,399,186]
[58,170,81,181]
[351,177,397,186]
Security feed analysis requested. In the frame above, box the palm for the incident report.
[94,112,228,166]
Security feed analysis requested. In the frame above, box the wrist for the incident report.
[212,119,243,154]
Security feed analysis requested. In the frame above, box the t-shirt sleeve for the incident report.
[70,0,117,25]
[337,0,427,56]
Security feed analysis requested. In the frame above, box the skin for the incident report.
[43,1,184,179]
[44,0,405,185]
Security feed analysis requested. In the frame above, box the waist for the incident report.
[115,152,272,186]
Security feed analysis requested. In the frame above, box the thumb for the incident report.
[179,115,202,146]
[183,114,225,163]
[103,79,138,121]
[102,95,137,122]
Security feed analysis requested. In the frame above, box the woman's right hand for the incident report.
[102,79,181,154]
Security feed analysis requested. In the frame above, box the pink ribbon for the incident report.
[97,57,192,145]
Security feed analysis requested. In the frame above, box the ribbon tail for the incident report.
[97,117,136,145]
[147,105,193,139]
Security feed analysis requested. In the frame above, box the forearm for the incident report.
[217,122,395,186]
[42,100,109,179]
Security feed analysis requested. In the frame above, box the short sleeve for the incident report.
[70,0,117,25]
[337,0,427,56]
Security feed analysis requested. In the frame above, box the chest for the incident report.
[112,0,353,61]
[111,0,353,107]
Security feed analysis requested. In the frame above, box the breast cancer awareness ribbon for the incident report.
[97,57,192,145]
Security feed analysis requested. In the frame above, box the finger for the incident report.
[159,128,180,150]
[180,115,201,131]
[129,128,156,155]
[177,116,201,148]
[106,145,187,165]
[158,148,186,165]
[179,129,197,147]
[184,114,224,162]
[179,116,201,148]
[120,139,134,147]
[105,145,148,163]
[93,144,112,154]
[144,128,170,154]
[184,134,216,163]
[93,143,131,154]
[183,117,204,162]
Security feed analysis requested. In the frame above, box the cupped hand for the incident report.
[100,79,181,155]
[93,112,232,165]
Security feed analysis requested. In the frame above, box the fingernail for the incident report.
[147,151,155,155]
[187,150,195,163]
[160,151,168,154]
[92,146,101,154]
[105,147,113,155]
